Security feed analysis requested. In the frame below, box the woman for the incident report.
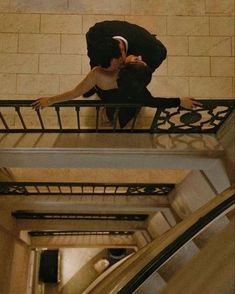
[32,55,201,127]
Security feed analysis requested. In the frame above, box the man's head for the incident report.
[93,37,152,72]
[117,62,152,97]
[94,38,124,71]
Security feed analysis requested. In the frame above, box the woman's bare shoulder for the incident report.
[90,66,103,79]
[90,67,118,89]
[83,67,102,84]
[91,66,102,73]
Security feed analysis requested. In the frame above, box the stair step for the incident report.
[148,211,172,238]
[193,215,230,248]
[157,240,199,281]
[134,271,166,294]
[160,222,234,294]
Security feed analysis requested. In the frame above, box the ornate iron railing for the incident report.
[0,99,234,133]
[29,230,134,237]
[0,181,174,196]
[12,211,148,221]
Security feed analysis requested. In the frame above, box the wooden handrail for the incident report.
[85,186,234,294]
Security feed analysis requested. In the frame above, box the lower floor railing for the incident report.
[0,181,174,196]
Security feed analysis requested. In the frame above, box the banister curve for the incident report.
[85,187,234,294]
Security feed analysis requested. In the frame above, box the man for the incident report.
[83,20,200,127]
[84,20,166,97]
[86,20,167,73]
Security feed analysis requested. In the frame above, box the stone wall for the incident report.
[0,225,30,294]
[0,0,234,102]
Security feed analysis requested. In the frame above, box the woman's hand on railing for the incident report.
[180,97,202,110]
[31,97,53,110]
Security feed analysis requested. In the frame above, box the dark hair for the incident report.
[117,63,152,97]
[93,38,122,68]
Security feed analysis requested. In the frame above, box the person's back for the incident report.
[87,20,156,44]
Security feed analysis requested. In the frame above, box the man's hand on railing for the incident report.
[31,97,53,110]
[180,97,202,110]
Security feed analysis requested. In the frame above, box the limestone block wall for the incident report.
[0,0,234,129]
[0,225,30,294]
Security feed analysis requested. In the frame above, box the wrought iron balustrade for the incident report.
[0,181,174,196]
[0,99,234,133]
[29,230,134,237]
[12,211,148,221]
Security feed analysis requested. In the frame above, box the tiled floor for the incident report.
[59,248,105,293]
[43,248,105,294]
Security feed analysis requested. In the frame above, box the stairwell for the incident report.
[0,1,235,293]
[0,108,234,293]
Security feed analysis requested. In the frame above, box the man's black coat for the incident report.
[86,20,167,72]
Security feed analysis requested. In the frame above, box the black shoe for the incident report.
[83,87,97,98]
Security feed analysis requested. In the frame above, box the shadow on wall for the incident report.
[0,168,15,181]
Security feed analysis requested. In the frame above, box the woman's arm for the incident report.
[32,69,97,109]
